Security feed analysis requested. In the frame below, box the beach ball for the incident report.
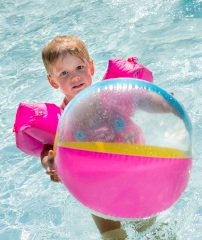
[54,79,192,219]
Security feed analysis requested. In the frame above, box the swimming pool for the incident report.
[0,0,201,239]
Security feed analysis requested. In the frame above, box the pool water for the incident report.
[0,0,202,239]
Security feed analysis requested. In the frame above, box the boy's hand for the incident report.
[46,150,61,182]
[41,147,61,183]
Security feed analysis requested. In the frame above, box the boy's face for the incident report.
[48,54,94,102]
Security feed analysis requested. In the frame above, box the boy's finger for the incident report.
[46,169,55,175]
[48,150,54,162]
[51,175,61,182]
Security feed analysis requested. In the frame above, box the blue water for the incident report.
[0,0,202,239]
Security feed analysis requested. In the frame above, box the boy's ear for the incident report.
[90,60,95,76]
[47,75,59,89]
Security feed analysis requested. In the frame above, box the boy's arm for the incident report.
[138,93,178,115]
[41,144,61,182]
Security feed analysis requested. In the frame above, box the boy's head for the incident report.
[42,35,91,75]
[42,35,94,103]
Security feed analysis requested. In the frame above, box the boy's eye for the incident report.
[77,65,83,70]
[61,71,68,76]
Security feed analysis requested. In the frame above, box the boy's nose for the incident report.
[71,73,80,82]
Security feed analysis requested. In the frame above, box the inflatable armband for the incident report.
[102,57,153,117]
[102,57,153,82]
[13,103,62,157]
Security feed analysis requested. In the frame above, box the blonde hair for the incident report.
[42,35,91,75]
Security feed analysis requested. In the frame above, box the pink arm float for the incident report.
[13,103,63,157]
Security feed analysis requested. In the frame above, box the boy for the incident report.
[41,35,157,240]
[41,35,94,182]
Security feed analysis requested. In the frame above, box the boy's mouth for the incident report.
[73,83,85,89]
